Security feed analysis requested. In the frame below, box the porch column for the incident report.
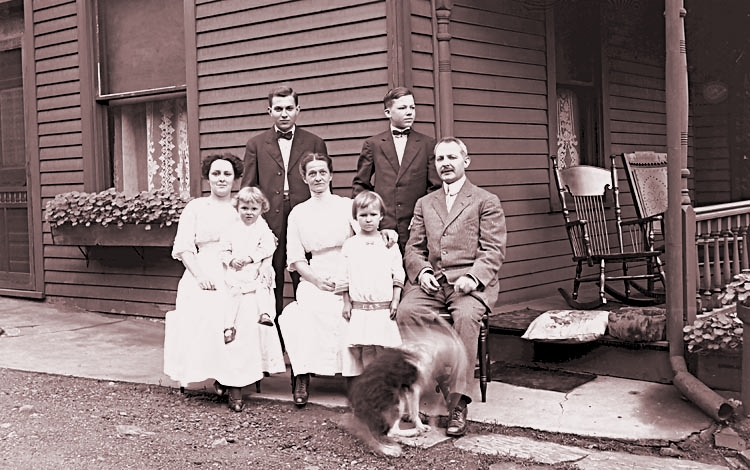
[665,0,691,342]
[665,0,732,422]
[434,0,454,138]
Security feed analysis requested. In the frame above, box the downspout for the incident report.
[664,0,733,421]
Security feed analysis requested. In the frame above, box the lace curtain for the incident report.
[112,97,190,196]
[556,88,580,169]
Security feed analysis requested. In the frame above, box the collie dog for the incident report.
[343,315,469,457]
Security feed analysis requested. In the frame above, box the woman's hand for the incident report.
[380,229,398,248]
[196,276,216,290]
[342,300,352,321]
[314,275,336,292]
[228,258,244,270]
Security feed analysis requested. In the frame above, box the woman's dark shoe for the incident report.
[223,327,236,344]
[213,380,227,397]
[293,374,310,407]
[258,313,274,326]
[228,387,244,412]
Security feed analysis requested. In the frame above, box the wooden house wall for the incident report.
[34,0,183,317]
[449,0,561,304]
[690,80,731,206]
[195,0,393,306]
[29,0,708,315]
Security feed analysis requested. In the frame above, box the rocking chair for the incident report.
[551,155,666,309]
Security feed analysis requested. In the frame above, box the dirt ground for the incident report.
[0,368,747,469]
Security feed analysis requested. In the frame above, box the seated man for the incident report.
[396,137,506,437]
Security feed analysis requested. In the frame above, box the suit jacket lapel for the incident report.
[380,133,401,173]
[288,130,306,175]
[445,182,473,225]
[265,128,284,170]
[397,133,421,179]
[429,189,448,224]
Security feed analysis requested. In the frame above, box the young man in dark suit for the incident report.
[352,87,441,253]
[397,137,506,438]
[241,86,328,335]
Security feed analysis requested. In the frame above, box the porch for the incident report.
[489,198,750,393]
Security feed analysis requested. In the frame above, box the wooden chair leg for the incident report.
[255,381,261,393]
[478,315,489,402]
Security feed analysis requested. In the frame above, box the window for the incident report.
[95,0,189,195]
[553,1,603,169]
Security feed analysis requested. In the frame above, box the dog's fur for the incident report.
[344,315,470,457]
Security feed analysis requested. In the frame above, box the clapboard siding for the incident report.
[450,0,556,303]
[32,0,183,316]
[691,84,731,206]
[195,0,391,310]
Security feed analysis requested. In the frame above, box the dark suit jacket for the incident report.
[352,129,441,249]
[404,180,507,310]
[241,127,327,237]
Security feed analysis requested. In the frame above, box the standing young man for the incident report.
[241,86,328,336]
[396,137,506,438]
[352,87,441,253]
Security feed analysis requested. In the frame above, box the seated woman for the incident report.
[279,152,387,407]
[163,154,286,412]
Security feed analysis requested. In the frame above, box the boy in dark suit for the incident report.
[397,137,506,438]
[352,87,441,253]
[241,86,328,333]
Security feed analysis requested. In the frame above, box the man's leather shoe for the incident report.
[446,406,468,437]
[293,374,309,407]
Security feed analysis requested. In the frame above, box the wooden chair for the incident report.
[439,308,490,402]
[619,151,668,296]
[619,151,668,247]
[551,155,666,309]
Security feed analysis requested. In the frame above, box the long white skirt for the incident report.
[278,281,362,377]
[164,273,286,388]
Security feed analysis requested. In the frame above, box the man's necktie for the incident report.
[392,128,411,137]
[277,130,293,140]
[446,190,458,212]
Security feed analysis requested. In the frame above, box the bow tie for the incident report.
[277,130,293,140]
[392,128,411,137]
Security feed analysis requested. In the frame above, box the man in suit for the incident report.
[241,85,328,336]
[352,87,441,253]
[397,137,506,438]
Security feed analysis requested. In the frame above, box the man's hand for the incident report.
[454,275,478,294]
[380,229,398,249]
[419,271,440,295]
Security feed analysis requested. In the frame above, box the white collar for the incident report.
[274,125,296,134]
[444,176,466,196]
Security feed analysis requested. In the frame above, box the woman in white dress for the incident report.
[163,154,286,412]
[278,153,357,406]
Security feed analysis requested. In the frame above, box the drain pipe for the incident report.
[665,0,732,422]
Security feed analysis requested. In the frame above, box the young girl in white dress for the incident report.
[336,190,405,368]
[220,186,278,344]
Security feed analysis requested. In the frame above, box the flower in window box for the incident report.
[45,188,192,228]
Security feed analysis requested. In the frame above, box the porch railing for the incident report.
[692,201,750,314]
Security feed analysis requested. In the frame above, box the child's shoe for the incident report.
[258,313,274,327]
[223,327,236,344]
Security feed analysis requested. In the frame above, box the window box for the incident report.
[50,223,177,247]
[45,188,190,247]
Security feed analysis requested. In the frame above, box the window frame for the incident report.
[546,5,610,213]
[79,0,199,196]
